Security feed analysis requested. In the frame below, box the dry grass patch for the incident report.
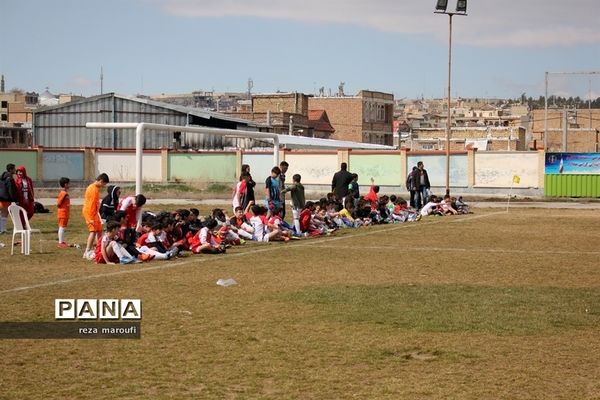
[0,206,599,399]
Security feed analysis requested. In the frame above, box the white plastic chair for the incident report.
[7,203,42,255]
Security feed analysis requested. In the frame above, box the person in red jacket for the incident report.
[14,165,35,220]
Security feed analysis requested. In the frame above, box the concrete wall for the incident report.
[407,154,468,188]
[242,153,275,186]
[43,150,84,181]
[0,149,38,180]
[284,152,339,185]
[0,147,578,195]
[97,151,163,182]
[169,152,236,182]
[349,153,401,186]
[475,152,540,188]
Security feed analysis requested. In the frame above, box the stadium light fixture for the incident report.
[435,0,448,12]
[456,0,467,13]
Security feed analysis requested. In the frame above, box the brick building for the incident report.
[308,90,394,145]
[223,110,310,135]
[0,91,38,124]
[307,110,335,139]
[530,109,600,152]
[224,93,311,136]
[0,89,38,147]
[405,126,527,151]
[252,92,308,115]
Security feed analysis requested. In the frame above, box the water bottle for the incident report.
[216,278,238,287]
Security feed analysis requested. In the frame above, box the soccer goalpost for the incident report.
[85,122,280,195]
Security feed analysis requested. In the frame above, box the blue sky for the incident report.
[2,0,599,100]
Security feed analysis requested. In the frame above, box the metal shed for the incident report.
[33,93,268,150]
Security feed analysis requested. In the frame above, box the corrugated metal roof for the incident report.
[33,93,273,149]
[35,93,269,128]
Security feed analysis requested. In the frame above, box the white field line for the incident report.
[294,244,600,256]
[0,211,506,295]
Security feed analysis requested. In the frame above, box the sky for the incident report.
[2,0,599,100]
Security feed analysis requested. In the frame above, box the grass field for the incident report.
[1,204,599,399]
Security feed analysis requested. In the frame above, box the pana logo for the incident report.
[55,299,142,320]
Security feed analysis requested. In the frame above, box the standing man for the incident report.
[416,161,431,209]
[406,166,419,208]
[279,161,289,220]
[331,162,353,203]
[0,163,18,234]
[82,173,110,260]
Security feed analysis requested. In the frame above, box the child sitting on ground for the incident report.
[455,196,470,214]
[137,222,178,259]
[249,204,288,242]
[229,205,254,240]
[420,195,443,217]
[190,217,226,254]
[440,194,458,215]
[268,208,295,237]
[212,208,244,246]
[338,199,358,227]
[95,220,141,264]
[395,198,420,222]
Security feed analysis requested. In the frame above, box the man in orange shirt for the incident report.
[82,173,109,259]
[56,177,71,248]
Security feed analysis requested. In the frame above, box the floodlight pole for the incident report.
[544,72,548,151]
[435,4,466,196]
[445,13,453,197]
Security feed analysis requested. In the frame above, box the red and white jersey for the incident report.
[249,215,268,241]
[95,233,117,264]
[118,196,142,229]
[136,232,149,247]
[267,215,283,229]
[198,227,218,246]
[232,180,246,209]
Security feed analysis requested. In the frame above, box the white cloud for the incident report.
[155,0,600,47]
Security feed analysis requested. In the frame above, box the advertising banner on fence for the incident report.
[545,153,600,175]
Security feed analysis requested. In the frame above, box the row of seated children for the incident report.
[93,201,298,264]
[294,179,423,236]
[94,209,184,264]
[419,194,471,217]
[216,203,293,245]
[92,189,471,264]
